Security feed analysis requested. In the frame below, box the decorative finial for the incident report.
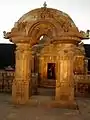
[43,1,47,8]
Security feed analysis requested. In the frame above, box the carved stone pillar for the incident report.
[31,55,34,73]
[12,43,31,104]
[55,44,76,107]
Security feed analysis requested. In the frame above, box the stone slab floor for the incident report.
[0,92,90,120]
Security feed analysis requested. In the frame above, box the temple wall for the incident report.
[74,56,85,74]
[38,44,57,87]
[0,70,90,97]
[38,44,86,87]
[39,55,56,87]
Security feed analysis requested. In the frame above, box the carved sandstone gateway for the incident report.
[4,5,85,107]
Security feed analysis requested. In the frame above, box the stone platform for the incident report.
[0,93,90,120]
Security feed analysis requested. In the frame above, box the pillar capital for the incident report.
[3,30,37,46]
[15,43,31,61]
[51,31,83,44]
[16,43,31,51]
[11,36,36,46]
[56,44,76,59]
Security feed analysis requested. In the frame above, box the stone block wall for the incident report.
[0,71,90,98]
[0,70,14,93]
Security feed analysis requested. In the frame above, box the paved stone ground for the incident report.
[0,89,90,120]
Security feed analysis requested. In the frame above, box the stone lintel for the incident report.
[51,36,81,45]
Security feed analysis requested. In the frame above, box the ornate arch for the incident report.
[27,20,58,43]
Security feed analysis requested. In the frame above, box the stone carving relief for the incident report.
[11,22,29,36]
[37,7,76,33]
[13,80,29,102]
[28,21,57,42]
[60,20,71,32]
[78,42,85,55]
[38,7,54,19]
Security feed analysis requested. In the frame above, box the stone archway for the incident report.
[4,6,84,107]
[6,20,58,104]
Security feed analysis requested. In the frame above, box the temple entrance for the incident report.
[47,63,56,80]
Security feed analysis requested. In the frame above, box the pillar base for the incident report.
[12,98,29,105]
[12,82,30,105]
[27,97,78,110]
[46,100,78,110]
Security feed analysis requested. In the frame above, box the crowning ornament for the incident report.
[43,1,47,8]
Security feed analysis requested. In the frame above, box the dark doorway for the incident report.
[47,63,56,80]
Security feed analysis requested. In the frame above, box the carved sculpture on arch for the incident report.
[27,20,58,42]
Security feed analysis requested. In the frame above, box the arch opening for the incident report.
[28,20,57,45]
[38,34,50,44]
